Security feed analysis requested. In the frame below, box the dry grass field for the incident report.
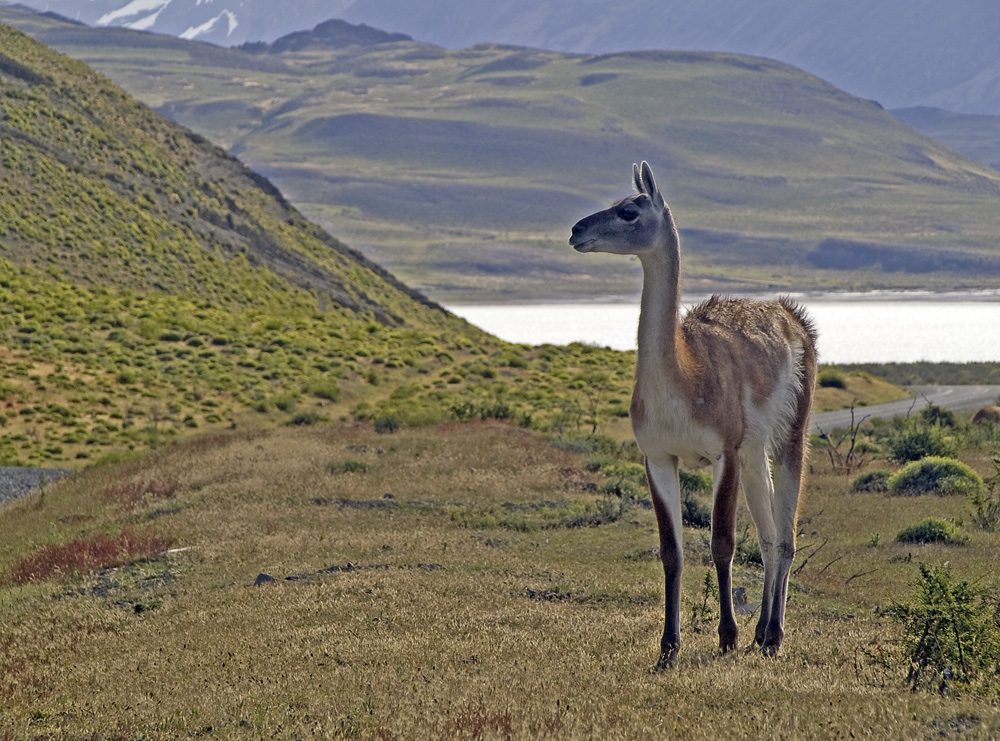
[2,420,1000,738]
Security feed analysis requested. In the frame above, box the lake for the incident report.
[446,292,1000,363]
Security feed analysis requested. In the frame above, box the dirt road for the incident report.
[811,385,1000,433]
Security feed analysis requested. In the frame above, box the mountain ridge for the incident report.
[7,8,1000,302]
[6,0,1000,114]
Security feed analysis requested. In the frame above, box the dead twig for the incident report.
[817,400,870,475]
[845,568,879,584]
[793,537,829,575]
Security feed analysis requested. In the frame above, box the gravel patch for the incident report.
[0,466,73,504]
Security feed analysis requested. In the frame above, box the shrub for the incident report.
[896,518,969,545]
[374,415,401,434]
[305,378,340,402]
[682,491,712,529]
[680,468,713,495]
[852,469,891,493]
[598,462,647,501]
[287,411,325,426]
[888,427,955,464]
[818,368,847,389]
[920,404,957,428]
[891,563,1000,692]
[965,454,1000,532]
[679,468,713,529]
[888,457,984,497]
[327,460,370,474]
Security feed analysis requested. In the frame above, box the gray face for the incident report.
[569,192,661,256]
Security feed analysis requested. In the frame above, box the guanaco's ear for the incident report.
[632,162,643,194]
[633,161,665,210]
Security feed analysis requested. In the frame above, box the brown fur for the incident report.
[971,405,1000,425]
[676,296,816,442]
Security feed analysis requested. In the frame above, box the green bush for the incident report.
[680,468,713,495]
[891,563,1000,693]
[682,491,712,529]
[852,469,891,493]
[920,404,957,428]
[818,368,847,389]
[895,518,969,545]
[888,427,955,464]
[304,378,340,402]
[888,457,984,497]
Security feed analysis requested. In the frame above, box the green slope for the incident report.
[0,23,640,465]
[7,9,1000,300]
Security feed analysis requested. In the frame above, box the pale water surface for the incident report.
[447,292,1000,363]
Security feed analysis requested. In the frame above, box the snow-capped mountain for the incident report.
[6,0,354,46]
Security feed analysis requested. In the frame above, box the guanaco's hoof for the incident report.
[653,647,679,672]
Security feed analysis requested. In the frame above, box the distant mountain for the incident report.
[7,1,1000,114]
[336,0,1000,115]
[240,18,411,55]
[8,0,1000,115]
[0,0,352,46]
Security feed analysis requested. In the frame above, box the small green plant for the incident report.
[895,518,969,545]
[888,457,984,497]
[970,455,1000,532]
[734,523,763,566]
[690,571,718,633]
[327,460,370,474]
[891,563,1000,693]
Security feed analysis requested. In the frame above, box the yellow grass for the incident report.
[1,422,998,738]
[813,372,910,412]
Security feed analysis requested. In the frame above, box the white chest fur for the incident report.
[631,385,723,469]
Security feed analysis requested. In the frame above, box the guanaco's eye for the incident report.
[619,206,639,222]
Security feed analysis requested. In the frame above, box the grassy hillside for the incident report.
[2,418,1000,737]
[0,24,645,466]
[7,8,1000,300]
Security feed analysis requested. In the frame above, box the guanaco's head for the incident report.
[569,161,672,256]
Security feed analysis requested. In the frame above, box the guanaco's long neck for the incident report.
[636,212,688,380]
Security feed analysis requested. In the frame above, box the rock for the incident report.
[254,572,276,586]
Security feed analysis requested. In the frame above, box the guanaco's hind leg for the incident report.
[758,368,813,655]
[711,451,740,653]
[759,457,802,654]
[738,447,778,648]
[645,458,683,669]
